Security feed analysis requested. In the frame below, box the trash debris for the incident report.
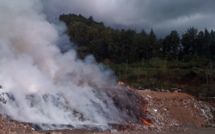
[137,90,215,132]
[146,95,152,98]
[0,89,214,134]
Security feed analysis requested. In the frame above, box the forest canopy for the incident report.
[59,14,215,63]
[59,14,215,97]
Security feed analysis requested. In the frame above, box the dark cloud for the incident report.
[43,0,215,37]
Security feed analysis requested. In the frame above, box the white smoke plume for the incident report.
[0,0,126,130]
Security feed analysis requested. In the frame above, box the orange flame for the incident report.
[118,81,132,90]
[139,118,151,125]
[142,105,147,112]
[118,81,124,86]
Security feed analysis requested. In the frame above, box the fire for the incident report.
[142,105,147,112]
[118,81,124,86]
[118,81,131,90]
[139,118,151,126]
[139,104,151,125]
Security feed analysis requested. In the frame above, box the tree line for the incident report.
[59,14,215,63]
[59,14,215,97]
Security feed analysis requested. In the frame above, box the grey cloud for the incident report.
[43,0,215,37]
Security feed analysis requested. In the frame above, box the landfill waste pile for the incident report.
[138,90,215,132]
[0,88,215,134]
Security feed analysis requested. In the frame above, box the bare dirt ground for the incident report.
[0,90,215,134]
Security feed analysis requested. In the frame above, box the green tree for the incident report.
[146,29,157,60]
[133,31,147,61]
[210,30,215,60]
[67,21,88,46]
[196,31,204,57]
[162,30,180,60]
[181,27,198,60]
[202,29,211,59]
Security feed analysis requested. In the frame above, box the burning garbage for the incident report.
[0,1,215,134]
[0,85,151,131]
[0,0,153,131]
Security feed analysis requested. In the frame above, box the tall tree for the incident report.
[181,27,198,60]
[210,30,215,60]
[162,30,180,60]
[138,30,148,61]
[202,28,211,58]
[146,29,157,60]
[196,31,204,57]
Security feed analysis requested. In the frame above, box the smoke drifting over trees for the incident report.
[0,0,133,130]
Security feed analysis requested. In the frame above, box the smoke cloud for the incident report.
[0,0,130,130]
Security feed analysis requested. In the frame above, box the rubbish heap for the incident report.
[139,90,215,132]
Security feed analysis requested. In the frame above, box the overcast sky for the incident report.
[43,0,215,37]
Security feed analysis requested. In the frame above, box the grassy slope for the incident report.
[108,59,215,97]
